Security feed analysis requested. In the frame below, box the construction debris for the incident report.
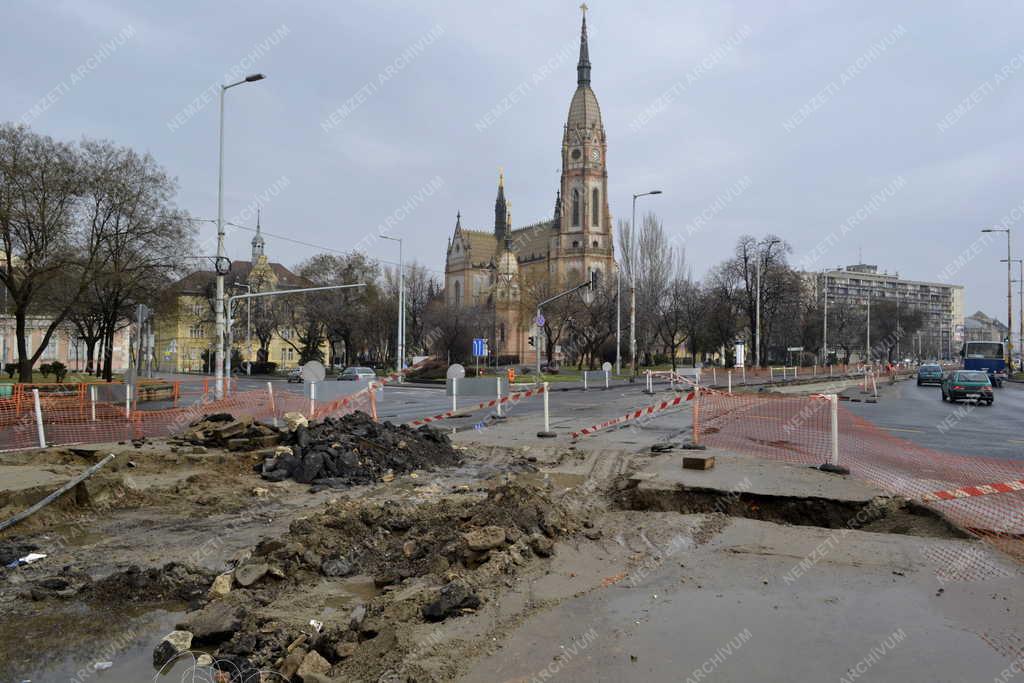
[257,412,462,489]
[176,414,282,451]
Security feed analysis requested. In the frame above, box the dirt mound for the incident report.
[177,483,575,681]
[258,412,462,490]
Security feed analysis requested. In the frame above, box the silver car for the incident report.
[338,366,376,381]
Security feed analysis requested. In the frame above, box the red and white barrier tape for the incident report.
[921,479,1024,503]
[406,384,546,427]
[571,393,689,439]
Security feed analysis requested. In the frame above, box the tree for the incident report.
[297,253,380,366]
[724,235,792,366]
[868,300,924,361]
[0,125,191,381]
[618,212,673,366]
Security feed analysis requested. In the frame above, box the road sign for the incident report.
[446,363,465,380]
[535,314,545,327]
[301,360,326,383]
[472,338,488,358]
[786,346,804,352]
[601,361,612,373]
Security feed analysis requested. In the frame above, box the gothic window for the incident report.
[571,189,580,227]
[454,280,462,306]
[592,188,600,226]
[500,323,506,342]
[592,240,599,248]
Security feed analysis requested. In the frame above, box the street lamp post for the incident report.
[615,266,621,375]
[821,270,829,366]
[630,190,662,376]
[983,228,1013,372]
[215,72,265,400]
[381,235,404,381]
[755,238,781,367]
[1002,257,1023,370]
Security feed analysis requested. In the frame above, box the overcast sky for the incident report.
[4,1,1023,320]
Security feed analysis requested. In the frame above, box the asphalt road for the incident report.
[845,378,1024,461]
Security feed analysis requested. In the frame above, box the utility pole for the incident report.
[983,228,1013,372]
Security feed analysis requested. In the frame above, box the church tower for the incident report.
[555,3,612,284]
[494,169,508,244]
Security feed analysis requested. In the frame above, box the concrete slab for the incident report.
[631,447,884,503]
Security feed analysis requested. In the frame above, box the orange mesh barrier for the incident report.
[696,391,1024,573]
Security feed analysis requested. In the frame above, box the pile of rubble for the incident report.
[150,483,573,681]
[259,412,461,489]
[176,414,282,451]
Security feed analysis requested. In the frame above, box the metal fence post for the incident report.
[451,377,457,413]
[90,385,97,422]
[309,382,316,417]
[604,370,609,389]
[495,377,503,417]
[583,371,588,391]
[125,383,132,419]
[32,388,46,448]
[728,370,732,395]
[692,381,701,447]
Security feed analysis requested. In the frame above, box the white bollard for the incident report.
[32,388,46,448]
[712,367,717,385]
[742,366,746,384]
[451,377,458,413]
[309,382,316,417]
[604,370,610,389]
[829,393,839,466]
[583,372,588,391]
[267,381,277,427]
[728,371,732,395]
[537,382,555,438]
[90,385,97,422]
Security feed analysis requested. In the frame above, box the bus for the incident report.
[960,340,1006,387]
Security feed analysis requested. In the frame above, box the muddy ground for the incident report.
[1,411,1021,682]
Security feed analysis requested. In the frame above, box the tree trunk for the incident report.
[85,339,97,374]
[15,310,31,382]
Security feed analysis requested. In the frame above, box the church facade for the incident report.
[444,8,616,362]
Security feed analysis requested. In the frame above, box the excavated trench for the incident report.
[618,480,968,539]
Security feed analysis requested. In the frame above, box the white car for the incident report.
[337,366,376,381]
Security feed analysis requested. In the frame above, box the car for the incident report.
[337,366,376,381]
[940,370,993,405]
[287,368,303,383]
[916,363,943,386]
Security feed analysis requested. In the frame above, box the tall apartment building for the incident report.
[811,264,965,360]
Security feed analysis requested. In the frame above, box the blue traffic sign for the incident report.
[472,338,488,357]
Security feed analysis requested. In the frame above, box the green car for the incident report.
[916,363,943,386]
[940,370,993,405]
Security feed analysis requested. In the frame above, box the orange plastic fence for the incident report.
[695,391,1024,574]
[0,383,376,452]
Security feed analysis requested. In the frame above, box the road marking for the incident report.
[882,427,924,433]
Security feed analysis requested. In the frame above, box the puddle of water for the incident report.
[7,605,195,683]
[321,575,380,614]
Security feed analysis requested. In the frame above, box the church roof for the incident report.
[507,220,552,262]
[458,229,499,262]
[171,261,312,296]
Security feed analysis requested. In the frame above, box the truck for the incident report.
[960,340,1007,387]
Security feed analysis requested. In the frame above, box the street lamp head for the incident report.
[245,73,266,82]
[649,190,662,195]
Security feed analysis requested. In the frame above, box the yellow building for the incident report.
[154,219,327,372]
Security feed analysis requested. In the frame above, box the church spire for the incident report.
[251,208,265,260]
[494,168,508,243]
[577,3,591,86]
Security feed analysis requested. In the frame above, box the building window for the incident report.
[571,189,580,226]
[592,188,599,226]
[280,328,293,340]
[500,323,506,342]
[189,324,204,339]
[592,240,599,248]
[192,302,204,317]
[454,280,462,306]
[572,240,580,248]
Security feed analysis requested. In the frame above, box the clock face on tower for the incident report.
[591,148,600,163]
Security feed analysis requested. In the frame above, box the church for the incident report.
[444,7,617,363]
